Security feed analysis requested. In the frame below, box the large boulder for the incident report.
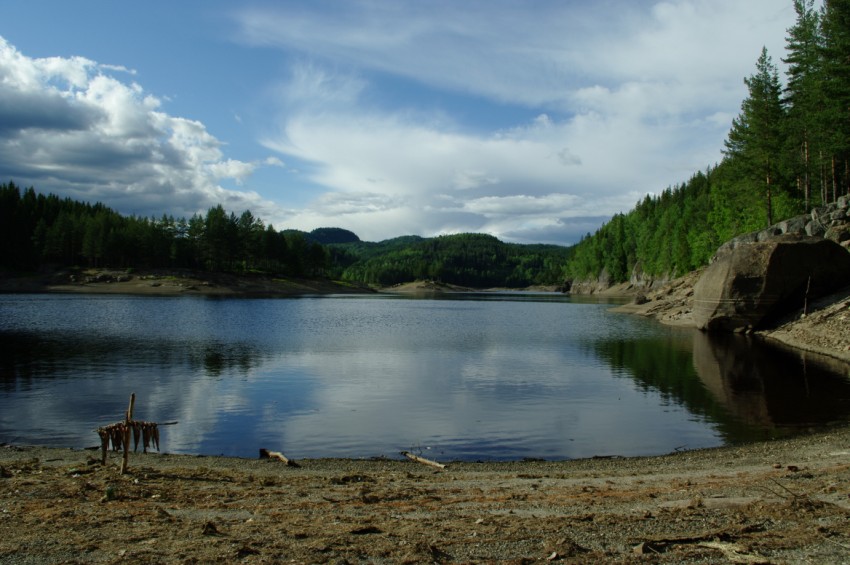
[693,235,850,332]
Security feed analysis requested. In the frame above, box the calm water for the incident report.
[1,293,849,461]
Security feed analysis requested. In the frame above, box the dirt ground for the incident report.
[2,431,850,564]
[0,268,373,298]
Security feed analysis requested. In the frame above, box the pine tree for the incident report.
[783,0,824,208]
[724,47,787,226]
[820,0,850,200]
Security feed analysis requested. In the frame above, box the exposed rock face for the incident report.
[715,197,850,256]
[692,235,850,332]
[568,267,611,294]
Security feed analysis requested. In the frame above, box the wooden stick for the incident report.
[401,450,446,470]
[259,448,300,467]
[98,429,109,465]
[121,393,135,474]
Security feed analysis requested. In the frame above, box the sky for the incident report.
[0,1,798,245]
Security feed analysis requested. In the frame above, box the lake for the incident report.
[2,292,849,461]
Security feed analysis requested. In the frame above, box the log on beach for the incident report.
[401,450,446,470]
[259,448,300,467]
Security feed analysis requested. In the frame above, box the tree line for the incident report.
[568,0,850,282]
[0,181,328,277]
[330,233,570,288]
[0,181,571,288]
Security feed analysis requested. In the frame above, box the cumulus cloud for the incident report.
[0,36,278,219]
[259,74,694,242]
[0,0,798,245]
[240,0,795,243]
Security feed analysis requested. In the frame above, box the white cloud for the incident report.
[235,1,793,110]
[0,36,277,219]
[259,86,702,242]
[0,0,799,245]
[241,0,796,243]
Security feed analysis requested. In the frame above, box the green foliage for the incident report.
[308,227,360,245]
[820,0,850,201]
[568,169,721,282]
[568,3,849,285]
[0,182,569,288]
[783,0,825,208]
[724,47,789,226]
[331,233,571,288]
[0,182,326,277]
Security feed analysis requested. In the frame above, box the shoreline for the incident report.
[3,271,850,561]
[605,271,850,366]
[3,424,850,562]
[0,268,375,297]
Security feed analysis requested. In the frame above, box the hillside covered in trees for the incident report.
[568,0,850,283]
[0,181,571,289]
[329,234,570,288]
[0,181,330,278]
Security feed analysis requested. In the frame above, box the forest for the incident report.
[567,0,850,282]
[0,182,329,277]
[0,182,571,288]
[330,234,570,287]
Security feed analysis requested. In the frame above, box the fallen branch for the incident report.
[401,450,446,470]
[259,448,300,467]
[697,541,768,564]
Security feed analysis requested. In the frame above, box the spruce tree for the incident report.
[724,47,787,226]
[783,0,823,208]
[820,0,850,200]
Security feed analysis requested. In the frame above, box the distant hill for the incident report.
[0,180,569,289]
[308,227,361,245]
[327,232,570,288]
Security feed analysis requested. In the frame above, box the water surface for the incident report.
[1,293,848,461]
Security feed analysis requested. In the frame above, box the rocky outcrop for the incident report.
[569,264,672,295]
[715,196,850,256]
[692,235,850,332]
[568,268,612,294]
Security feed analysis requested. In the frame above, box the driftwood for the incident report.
[401,450,446,470]
[259,448,300,467]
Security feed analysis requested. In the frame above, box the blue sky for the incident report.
[0,1,797,244]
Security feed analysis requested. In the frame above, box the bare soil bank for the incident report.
[2,430,850,564]
[0,268,373,298]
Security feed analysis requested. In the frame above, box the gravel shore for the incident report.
[2,427,850,563]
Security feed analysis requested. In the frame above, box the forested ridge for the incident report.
[330,234,570,287]
[0,181,330,277]
[0,182,571,288]
[568,0,850,283]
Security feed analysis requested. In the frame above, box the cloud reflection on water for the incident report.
[2,294,850,460]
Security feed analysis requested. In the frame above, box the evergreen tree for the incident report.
[820,0,850,199]
[783,0,824,208]
[724,47,788,226]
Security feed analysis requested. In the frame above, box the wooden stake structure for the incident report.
[96,393,173,472]
[121,393,135,474]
